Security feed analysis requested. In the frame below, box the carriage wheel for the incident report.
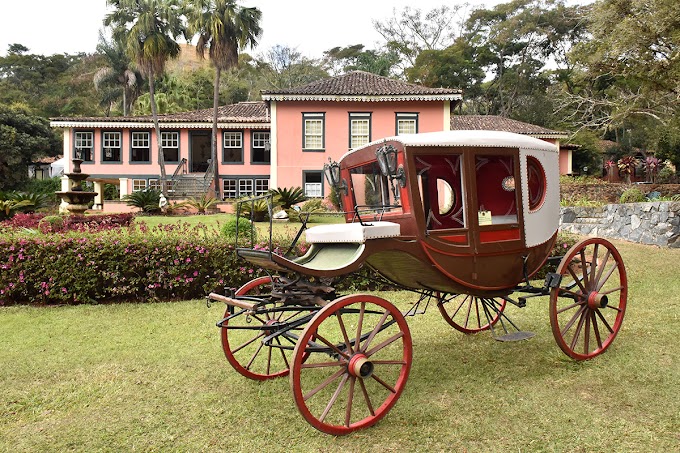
[290,294,412,435]
[550,238,627,360]
[221,276,309,380]
[437,293,506,333]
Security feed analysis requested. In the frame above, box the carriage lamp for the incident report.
[502,176,515,192]
[376,144,406,188]
[323,160,348,195]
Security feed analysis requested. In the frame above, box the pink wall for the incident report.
[274,100,447,190]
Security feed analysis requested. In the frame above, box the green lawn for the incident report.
[1,239,679,451]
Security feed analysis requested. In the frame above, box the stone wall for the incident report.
[561,183,680,204]
[559,202,680,247]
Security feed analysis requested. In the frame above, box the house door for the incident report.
[190,131,211,173]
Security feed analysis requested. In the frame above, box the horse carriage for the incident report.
[207,130,627,435]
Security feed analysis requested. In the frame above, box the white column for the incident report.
[62,129,71,174]
[93,181,104,209]
[119,178,129,198]
[59,175,70,214]
[269,100,278,189]
[443,100,451,131]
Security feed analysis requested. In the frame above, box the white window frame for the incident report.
[131,131,151,162]
[74,131,94,161]
[350,113,371,149]
[132,179,147,192]
[303,171,323,198]
[251,131,271,163]
[102,131,122,162]
[303,113,325,150]
[223,131,243,162]
[239,179,254,196]
[255,179,269,196]
[161,131,180,162]
[396,113,418,135]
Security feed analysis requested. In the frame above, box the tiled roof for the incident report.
[52,101,269,124]
[450,115,567,138]
[262,71,462,100]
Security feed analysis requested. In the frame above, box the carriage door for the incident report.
[521,149,560,247]
[472,151,523,249]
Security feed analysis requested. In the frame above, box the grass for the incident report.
[2,239,679,451]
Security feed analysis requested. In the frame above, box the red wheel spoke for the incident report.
[579,249,590,289]
[584,311,591,355]
[300,360,345,369]
[594,249,611,286]
[359,378,375,416]
[364,331,404,358]
[569,309,588,351]
[560,304,587,337]
[319,374,349,423]
[474,297,482,329]
[303,367,346,402]
[275,337,290,370]
[447,295,467,319]
[355,302,365,349]
[315,332,351,360]
[463,296,473,329]
[371,372,396,394]
[591,311,603,349]
[345,377,356,427]
[231,332,264,355]
[361,310,390,353]
[599,285,624,296]
[266,341,272,375]
[567,264,587,294]
[556,300,585,315]
[596,263,619,292]
[371,359,407,365]
[336,312,354,354]
[589,243,599,285]
[245,341,265,371]
[250,314,268,325]
[594,308,614,334]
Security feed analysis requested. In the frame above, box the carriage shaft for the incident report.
[208,292,256,310]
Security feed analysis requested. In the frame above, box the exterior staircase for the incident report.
[168,158,215,198]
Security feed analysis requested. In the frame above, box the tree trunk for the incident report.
[149,73,167,196]
[212,67,221,200]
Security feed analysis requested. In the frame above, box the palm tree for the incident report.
[104,0,186,195]
[187,0,262,199]
[94,30,144,116]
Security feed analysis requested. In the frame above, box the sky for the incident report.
[0,0,509,59]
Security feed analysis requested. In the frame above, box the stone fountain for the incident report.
[56,158,97,215]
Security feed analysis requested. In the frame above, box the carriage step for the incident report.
[494,331,535,342]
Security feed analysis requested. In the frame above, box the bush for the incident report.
[221,217,257,244]
[38,215,65,233]
[1,213,135,233]
[619,187,646,203]
[123,189,161,214]
[657,167,677,184]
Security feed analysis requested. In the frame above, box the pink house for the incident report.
[50,71,568,208]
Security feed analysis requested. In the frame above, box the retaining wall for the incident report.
[559,202,680,247]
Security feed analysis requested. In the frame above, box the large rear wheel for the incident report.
[290,294,412,435]
[549,238,627,360]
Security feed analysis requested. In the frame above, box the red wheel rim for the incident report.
[437,293,506,333]
[221,276,304,380]
[290,295,412,435]
[550,238,627,360]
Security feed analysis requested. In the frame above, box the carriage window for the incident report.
[415,155,465,230]
[475,155,517,225]
[527,156,546,212]
[349,162,402,214]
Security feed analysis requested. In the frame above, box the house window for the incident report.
[148,179,161,191]
[74,131,94,161]
[223,179,237,199]
[303,171,323,198]
[303,113,325,150]
[396,113,418,135]
[132,179,147,192]
[252,131,270,163]
[161,131,180,162]
[131,132,150,162]
[223,131,243,163]
[239,179,254,196]
[102,132,122,162]
[255,179,269,195]
[350,113,371,148]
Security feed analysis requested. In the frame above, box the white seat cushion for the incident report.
[305,221,401,243]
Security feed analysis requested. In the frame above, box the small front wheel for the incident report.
[290,294,412,435]
[550,238,627,360]
[437,293,506,334]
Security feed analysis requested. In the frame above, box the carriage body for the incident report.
[209,130,628,436]
[330,130,561,295]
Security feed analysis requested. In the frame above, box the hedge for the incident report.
[0,221,578,305]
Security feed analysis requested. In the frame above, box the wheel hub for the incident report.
[348,354,374,379]
[264,319,278,336]
[587,291,609,309]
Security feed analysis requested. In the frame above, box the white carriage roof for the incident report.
[340,130,558,162]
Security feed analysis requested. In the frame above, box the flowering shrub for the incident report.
[1,213,135,233]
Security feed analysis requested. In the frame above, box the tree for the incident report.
[256,45,327,91]
[187,0,262,198]
[0,104,61,191]
[104,0,186,196]
[94,31,144,116]
[373,5,469,74]
[322,44,400,77]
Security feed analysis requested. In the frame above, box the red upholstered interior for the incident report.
[415,155,464,230]
[475,155,517,217]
